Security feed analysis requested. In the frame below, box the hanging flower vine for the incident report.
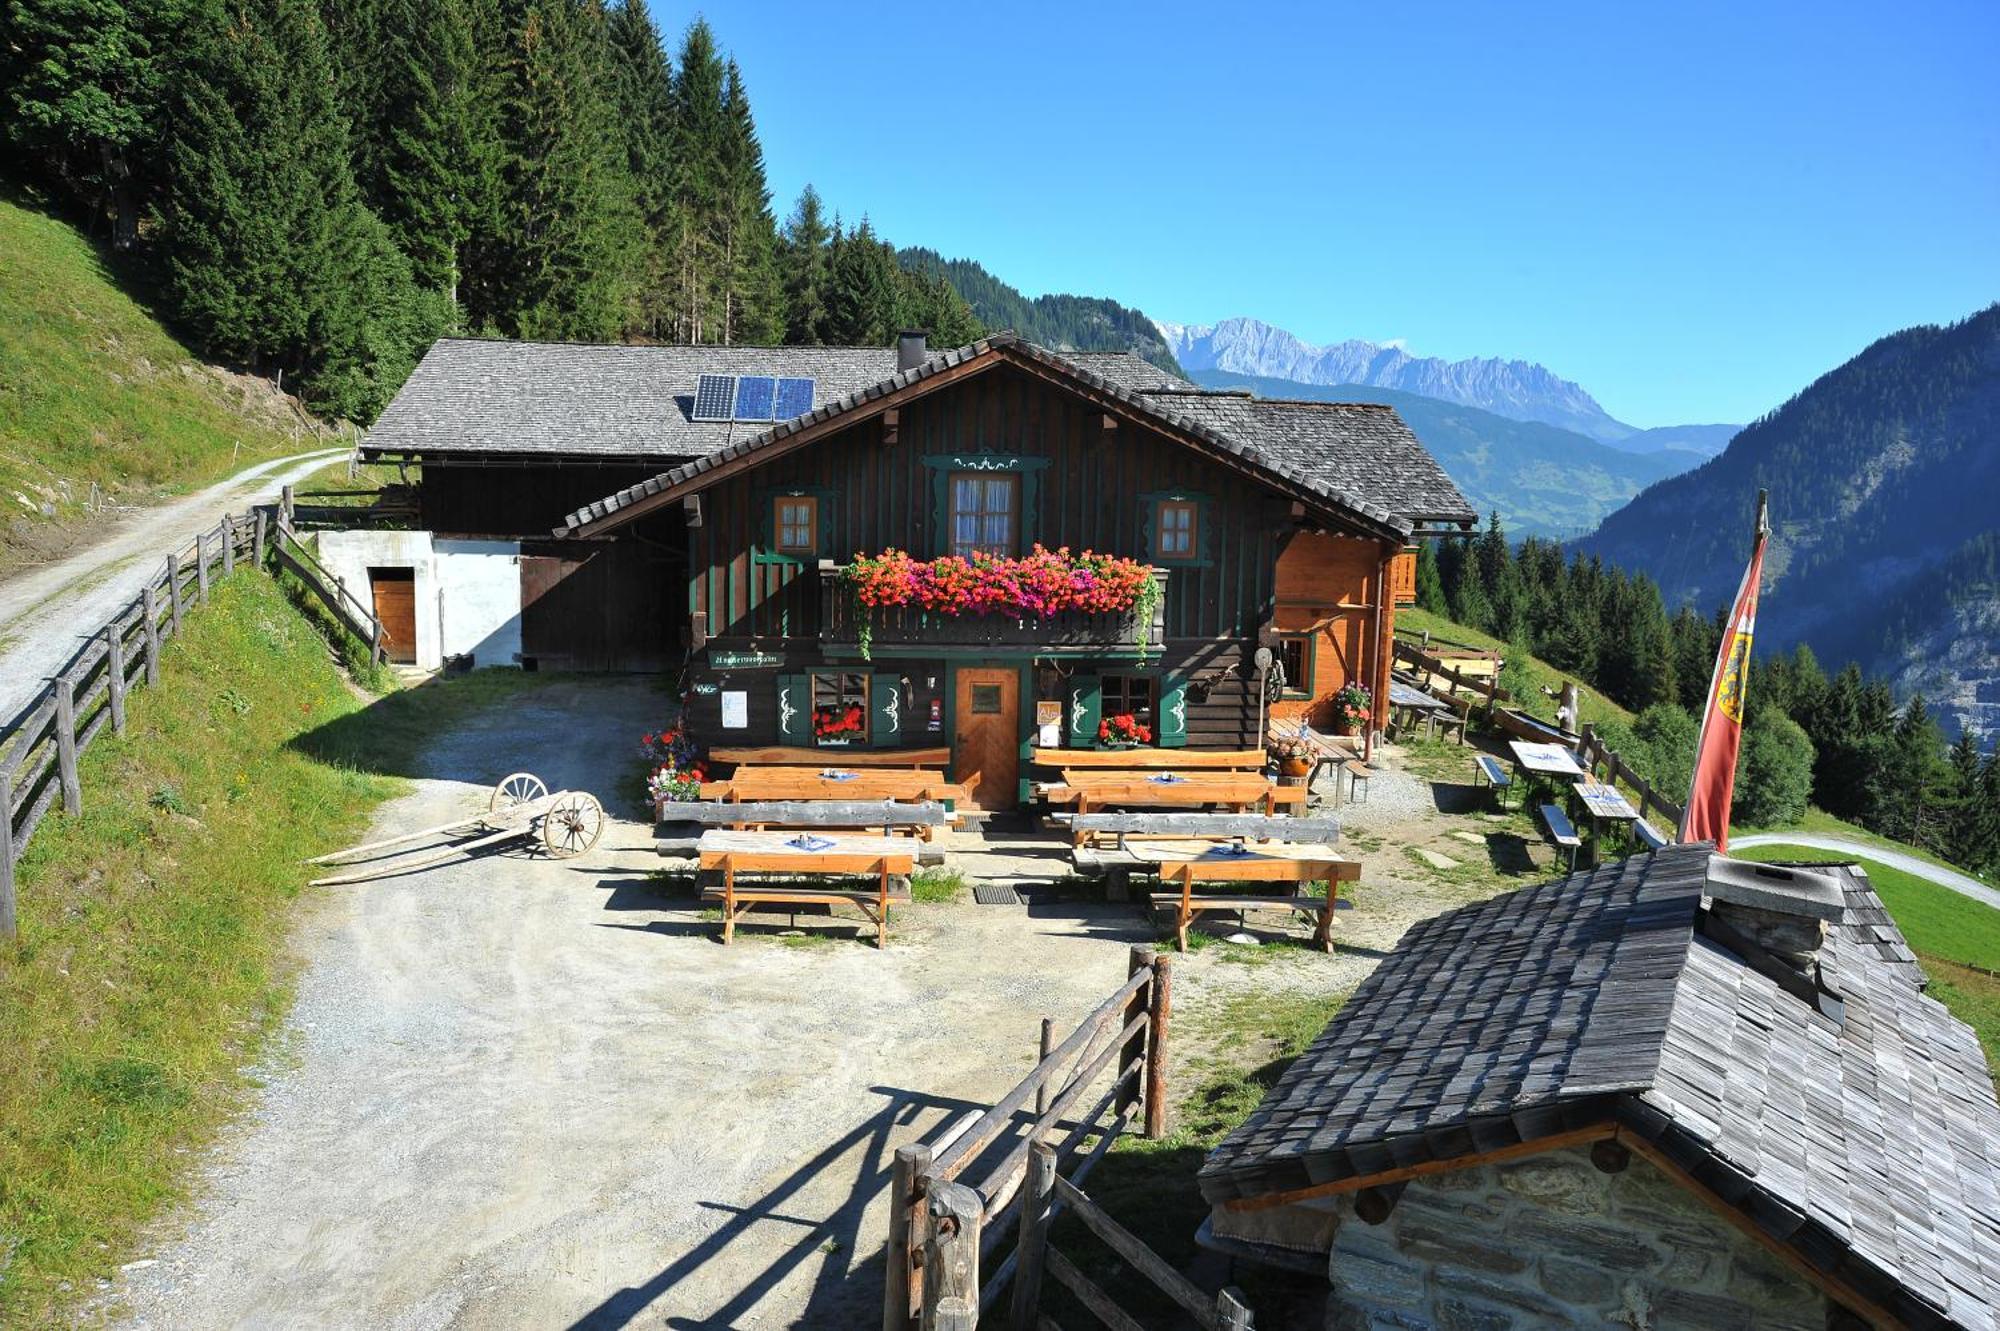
[840,545,1160,659]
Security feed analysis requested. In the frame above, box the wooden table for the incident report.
[1388,678,1453,740]
[696,828,930,863]
[700,769,969,808]
[696,829,918,947]
[1572,779,1639,867]
[1508,741,1586,779]
[1127,840,1360,952]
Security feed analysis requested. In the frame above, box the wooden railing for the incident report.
[821,564,1166,654]
[1392,639,1509,720]
[1,506,385,941]
[1576,723,1686,831]
[883,947,1246,1329]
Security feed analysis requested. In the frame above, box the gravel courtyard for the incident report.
[108,679,1476,1329]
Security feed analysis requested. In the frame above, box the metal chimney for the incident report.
[896,330,928,372]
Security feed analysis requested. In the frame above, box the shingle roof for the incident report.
[362,338,899,462]
[555,335,1454,540]
[1198,845,2000,1331]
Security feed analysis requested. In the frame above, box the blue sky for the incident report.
[659,1,1998,428]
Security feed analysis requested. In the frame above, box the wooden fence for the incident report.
[1391,639,1509,720]
[885,947,1247,1330]
[1576,723,1685,832]
[1,506,384,942]
[268,511,389,661]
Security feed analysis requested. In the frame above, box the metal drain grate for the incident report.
[971,882,1024,905]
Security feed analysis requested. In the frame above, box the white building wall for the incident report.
[313,531,524,671]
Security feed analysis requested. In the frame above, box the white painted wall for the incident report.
[313,531,524,671]
[435,539,522,668]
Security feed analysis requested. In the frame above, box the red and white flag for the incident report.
[1680,491,1770,852]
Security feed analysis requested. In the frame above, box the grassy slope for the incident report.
[1396,604,1633,731]
[0,199,308,574]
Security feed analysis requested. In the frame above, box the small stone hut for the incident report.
[1197,844,2000,1330]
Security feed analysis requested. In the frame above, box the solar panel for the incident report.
[775,377,815,419]
[732,375,776,422]
[692,374,735,421]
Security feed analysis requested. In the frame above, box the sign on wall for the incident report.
[721,690,748,729]
[710,649,784,669]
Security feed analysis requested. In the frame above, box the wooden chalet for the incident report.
[555,333,1474,807]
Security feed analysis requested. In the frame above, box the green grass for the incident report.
[1396,606,1631,731]
[0,198,317,575]
[1739,806,1997,887]
[1927,963,2000,1082]
[1731,844,2000,972]
[909,866,967,904]
[0,575,567,1324]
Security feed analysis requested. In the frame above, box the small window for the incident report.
[1276,636,1313,699]
[774,496,818,555]
[949,472,1018,558]
[811,672,868,744]
[970,684,1003,714]
[1156,499,1197,559]
[1100,673,1155,725]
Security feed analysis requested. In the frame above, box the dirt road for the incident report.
[110,679,1389,1328]
[1732,832,2000,911]
[0,447,346,725]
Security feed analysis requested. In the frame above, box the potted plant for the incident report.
[1270,735,1314,779]
[813,703,866,746]
[1097,714,1152,749]
[641,723,707,810]
[1332,683,1372,737]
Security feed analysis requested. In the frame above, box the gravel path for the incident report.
[1732,833,2000,911]
[107,678,1382,1328]
[0,447,346,725]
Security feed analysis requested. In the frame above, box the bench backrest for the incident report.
[707,850,916,875]
[708,745,951,769]
[1539,803,1580,841]
[1159,857,1356,885]
[702,774,969,803]
[1072,813,1340,841]
[1031,747,1266,771]
[1475,754,1509,780]
[657,799,946,827]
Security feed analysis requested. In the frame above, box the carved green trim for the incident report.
[923,455,1053,554]
[1139,489,1214,567]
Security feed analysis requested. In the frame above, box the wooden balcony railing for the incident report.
[816,563,1166,653]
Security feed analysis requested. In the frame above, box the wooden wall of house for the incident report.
[422,463,669,538]
[1269,532,1397,732]
[687,362,1292,645]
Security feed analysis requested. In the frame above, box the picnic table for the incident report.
[1508,740,1587,779]
[1048,771,1303,836]
[1129,839,1359,952]
[696,829,917,947]
[1388,677,1455,741]
[699,767,970,815]
[1572,779,1640,866]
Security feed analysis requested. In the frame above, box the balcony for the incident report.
[816,563,1166,655]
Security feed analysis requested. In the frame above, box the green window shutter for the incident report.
[1158,675,1189,748]
[777,673,809,744]
[871,675,902,747]
[1066,675,1102,747]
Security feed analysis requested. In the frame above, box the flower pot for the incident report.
[1280,756,1313,779]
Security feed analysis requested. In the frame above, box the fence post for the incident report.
[885,1142,932,1331]
[1034,1017,1054,1118]
[1008,1142,1058,1331]
[1145,952,1173,1139]
[166,554,182,638]
[1,773,15,942]
[222,515,235,576]
[55,678,81,816]
[142,584,161,686]
[920,1181,982,1331]
[1116,945,1153,1120]
[281,484,294,522]
[196,531,210,603]
[254,509,267,568]
[106,627,127,736]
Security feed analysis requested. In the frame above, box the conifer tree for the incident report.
[713,58,782,343]
[780,185,833,344]
[824,218,900,344]
[606,0,678,338]
[666,17,725,341]
[1413,540,1448,615]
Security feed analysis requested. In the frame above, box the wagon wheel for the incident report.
[541,791,605,858]
[490,772,548,812]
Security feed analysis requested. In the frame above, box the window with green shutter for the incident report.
[1157,675,1189,747]
[777,673,809,744]
[870,675,903,747]
[1066,675,1101,747]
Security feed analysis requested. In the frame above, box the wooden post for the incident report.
[369,616,384,664]
[920,1181,982,1331]
[166,554,182,637]
[141,584,161,685]
[281,484,294,522]
[55,678,81,816]
[1116,946,1153,1119]
[1144,953,1173,1139]
[196,531,209,603]
[0,773,15,943]
[254,509,267,568]
[222,515,235,576]
[106,628,127,735]
[1008,1142,1058,1331]
[885,1142,932,1331]
[1033,1017,1054,1117]
[1217,1286,1254,1328]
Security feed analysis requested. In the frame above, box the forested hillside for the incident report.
[899,248,1183,373]
[1189,370,1695,538]
[1579,304,2000,739]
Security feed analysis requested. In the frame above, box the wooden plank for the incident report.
[696,847,917,874]
[1044,1247,1148,1331]
[922,1180,983,1331]
[1029,748,1265,771]
[1222,1123,1616,1213]
[142,584,161,686]
[1152,856,1354,883]
[1052,1173,1233,1327]
[657,800,946,828]
[53,678,80,817]
[1008,1142,1058,1331]
[885,1143,931,1331]
[711,745,951,768]
[105,627,127,736]
[0,772,15,942]
[1071,813,1340,842]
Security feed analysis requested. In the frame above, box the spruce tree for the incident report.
[780,185,833,343]
[824,218,900,344]
[606,0,678,338]
[714,58,782,343]
[1414,539,1448,615]
[667,17,726,341]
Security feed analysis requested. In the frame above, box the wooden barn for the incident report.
[554,333,1474,807]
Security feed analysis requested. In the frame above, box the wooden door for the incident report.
[368,567,417,664]
[953,668,1020,810]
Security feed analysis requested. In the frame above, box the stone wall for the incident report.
[1323,1145,1830,1330]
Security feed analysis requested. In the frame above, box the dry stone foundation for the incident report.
[1323,1146,1829,1330]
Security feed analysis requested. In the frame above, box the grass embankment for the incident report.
[0,573,548,1323]
[1396,605,1631,731]
[1734,843,2000,1077]
[0,198,322,574]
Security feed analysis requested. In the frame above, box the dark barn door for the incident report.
[519,539,677,671]
[368,567,417,664]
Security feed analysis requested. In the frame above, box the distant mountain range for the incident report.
[897,249,1184,374]
[1156,316,1736,456]
[1191,370,1694,540]
[1578,303,2000,739]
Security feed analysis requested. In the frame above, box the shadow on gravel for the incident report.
[568,1085,987,1329]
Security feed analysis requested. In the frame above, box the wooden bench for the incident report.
[1343,761,1373,804]
[1473,753,1512,809]
[1067,812,1342,851]
[654,800,949,860]
[1539,802,1582,870]
[699,841,917,947]
[1151,856,1360,953]
[1634,818,1670,852]
[698,772,971,830]
[709,745,951,771]
[1030,747,1267,772]
[1052,777,1306,841]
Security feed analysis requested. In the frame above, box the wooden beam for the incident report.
[1101,412,1118,432]
[1220,1123,1617,1212]
[884,1143,931,1331]
[882,408,900,447]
